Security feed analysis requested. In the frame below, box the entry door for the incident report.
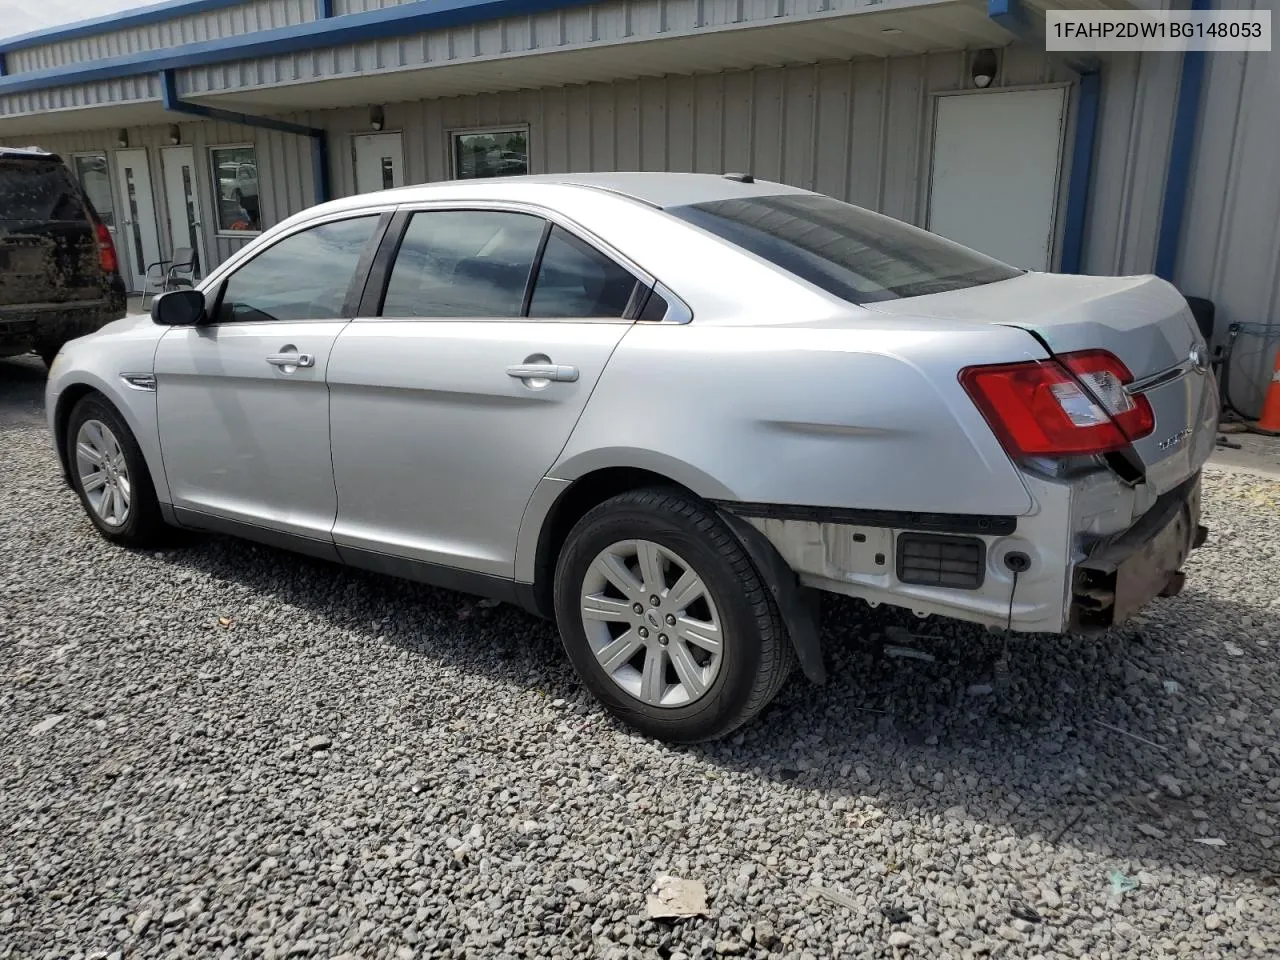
[113,148,163,292]
[153,214,383,553]
[353,133,405,194]
[160,146,208,282]
[927,87,1068,271]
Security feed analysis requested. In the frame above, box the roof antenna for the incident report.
[723,172,754,183]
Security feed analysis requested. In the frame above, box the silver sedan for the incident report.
[46,173,1218,742]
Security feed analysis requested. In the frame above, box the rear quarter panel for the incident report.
[551,317,1047,517]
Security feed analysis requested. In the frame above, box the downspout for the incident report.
[159,68,331,206]
[316,0,334,17]
[1060,69,1100,274]
[988,0,1099,274]
[1154,0,1210,280]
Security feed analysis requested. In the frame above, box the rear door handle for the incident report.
[506,363,578,383]
[266,353,315,369]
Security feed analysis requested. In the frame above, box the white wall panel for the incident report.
[6,0,317,75]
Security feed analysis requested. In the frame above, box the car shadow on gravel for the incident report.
[153,528,1279,885]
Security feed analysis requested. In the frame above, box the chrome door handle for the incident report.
[506,363,578,383]
[266,353,315,369]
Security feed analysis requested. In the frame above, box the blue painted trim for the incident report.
[0,0,594,95]
[1060,70,1100,275]
[0,0,251,53]
[312,135,331,203]
[0,52,6,77]
[987,0,1032,41]
[318,0,335,17]
[1155,0,1210,281]
[161,69,330,205]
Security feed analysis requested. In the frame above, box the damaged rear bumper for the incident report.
[1069,472,1205,631]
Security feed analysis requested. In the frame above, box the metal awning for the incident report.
[0,0,1145,135]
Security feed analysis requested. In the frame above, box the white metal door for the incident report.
[113,148,163,292]
[353,133,405,193]
[927,88,1068,272]
[160,146,208,282]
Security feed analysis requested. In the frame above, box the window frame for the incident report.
[208,142,263,238]
[448,125,532,181]
[357,200,660,324]
[202,210,394,327]
[69,151,116,229]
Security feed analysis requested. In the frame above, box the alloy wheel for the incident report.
[578,539,724,708]
[75,419,131,527]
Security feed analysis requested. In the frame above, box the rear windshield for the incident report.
[667,193,1022,303]
[0,160,87,222]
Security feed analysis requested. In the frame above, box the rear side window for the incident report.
[667,194,1021,303]
[528,226,639,318]
[0,160,87,222]
[382,210,545,318]
[214,216,379,323]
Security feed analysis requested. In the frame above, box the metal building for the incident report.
[0,0,1275,410]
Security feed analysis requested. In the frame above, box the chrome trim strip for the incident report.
[120,372,156,392]
[1125,359,1194,396]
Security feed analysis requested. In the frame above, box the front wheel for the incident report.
[553,487,793,743]
[65,394,168,547]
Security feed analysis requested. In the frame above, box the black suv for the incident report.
[1,146,127,367]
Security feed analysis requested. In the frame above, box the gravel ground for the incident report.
[2,354,1279,960]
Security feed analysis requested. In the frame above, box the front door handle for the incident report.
[266,352,315,369]
[506,363,579,383]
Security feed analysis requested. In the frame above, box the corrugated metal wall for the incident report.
[6,42,1276,412]
[7,48,1079,280]
[6,0,317,74]
[1176,0,1279,415]
[333,0,418,13]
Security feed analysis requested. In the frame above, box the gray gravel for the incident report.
[2,354,1279,959]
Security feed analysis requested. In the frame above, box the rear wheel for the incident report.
[553,487,792,742]
[66,394,167,547]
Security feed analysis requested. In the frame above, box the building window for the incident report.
[71,153,115,229]
[210,145,260,233]
[451,127,529,180]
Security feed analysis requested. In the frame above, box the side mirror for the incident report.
[151,289,207,326]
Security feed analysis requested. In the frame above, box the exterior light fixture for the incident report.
[116,128,129,148]
[167,124,181,145]
[370,105,385,131]
[971,48,998,89]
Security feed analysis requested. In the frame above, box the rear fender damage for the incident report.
[717,508,826,685]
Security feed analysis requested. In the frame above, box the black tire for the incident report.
[65,393,168,547]
[553,486,793,743]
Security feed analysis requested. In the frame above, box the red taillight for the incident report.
[94,221,118,275]
[960,350,1155,458]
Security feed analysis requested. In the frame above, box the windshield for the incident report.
[667,193,1022,303]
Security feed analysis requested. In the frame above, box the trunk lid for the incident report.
[867,272,1219,493]
[0,157,104,309]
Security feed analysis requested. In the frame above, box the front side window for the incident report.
[210,145,260,233]
[452,128,529,180]
[381,210,545,318]
[72,154,115,228]
[214,216,379,324]
[528,226,639,319]
[667,194,1022,304]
